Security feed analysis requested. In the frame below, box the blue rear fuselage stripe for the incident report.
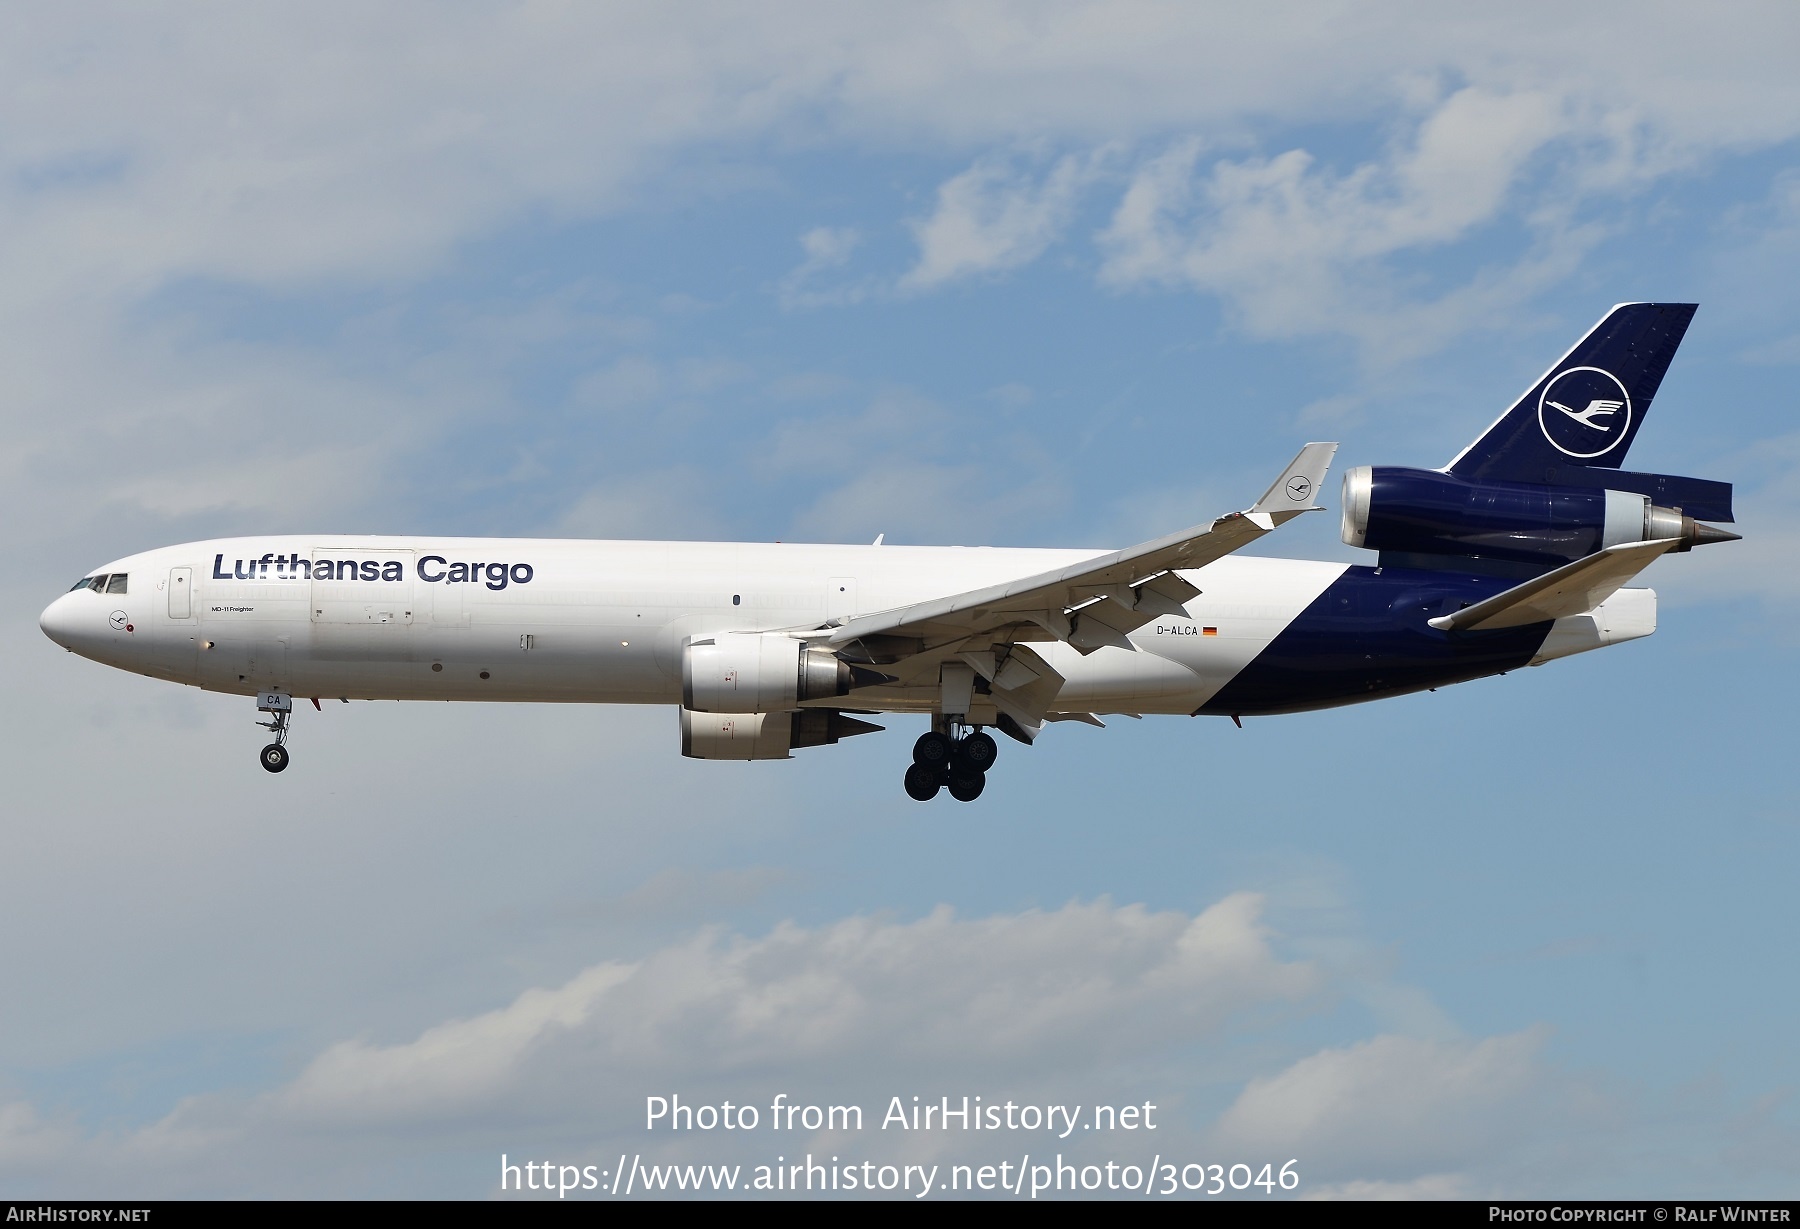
[1198,565,1550,716]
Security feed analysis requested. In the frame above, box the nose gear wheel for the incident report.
[254,692,294,773]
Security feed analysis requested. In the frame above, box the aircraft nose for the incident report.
[40,592,81,650]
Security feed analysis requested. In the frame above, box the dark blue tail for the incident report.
[1448,303,1696,482]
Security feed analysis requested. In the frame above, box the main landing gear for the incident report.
[904,726,998,802]
[255,691,292,773]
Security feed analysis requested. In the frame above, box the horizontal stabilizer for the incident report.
[1428,539,1681,632]
[1540,464,1734,523]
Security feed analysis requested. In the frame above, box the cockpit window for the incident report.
[104,574,128,594]
[70,575,104,592]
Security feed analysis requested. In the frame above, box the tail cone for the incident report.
[1689,520,1742,547]
[1653,503,1743,551]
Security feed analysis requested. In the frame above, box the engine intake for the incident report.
[1341,466,1736,568]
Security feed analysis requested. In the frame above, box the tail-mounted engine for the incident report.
[1341,466,1738,571]
[682,632,887,714]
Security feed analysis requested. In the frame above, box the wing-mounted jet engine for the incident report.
[680,709,885,760]
[678,631,890,759]
[682,632,889,713]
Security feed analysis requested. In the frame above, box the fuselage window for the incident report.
[105,574,128,595]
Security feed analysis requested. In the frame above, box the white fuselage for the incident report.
[39,536,1352,717]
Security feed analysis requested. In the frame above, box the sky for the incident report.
[2,1,1798,1201]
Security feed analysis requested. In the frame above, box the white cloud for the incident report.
[0,1101,82,1169]
[0,6,1793,308]
[2,7,1795,552]
[0,894,1328,1194]
[752,385,1070,543]
[555,467,726,541]
[272,892,1317,1125]
[901,151,1104,290]
[1096,88,1597,361]
[1210,1030,1557,1180]
[779,226,868,307]
[1,888,1764,1199]
[0,874,1788,1197]
[789,460,1069,545]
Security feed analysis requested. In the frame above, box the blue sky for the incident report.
[2,3,1797,1199]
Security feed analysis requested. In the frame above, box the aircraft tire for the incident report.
[260,743,290,774]
[912,731,953,769]
[956,731,998,771]
[947,767,985,803]
[904,763,943,801]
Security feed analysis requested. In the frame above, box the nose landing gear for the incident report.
[904,726,998,802]
[255,691,292,773]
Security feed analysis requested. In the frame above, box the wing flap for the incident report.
[959,644,1066,725]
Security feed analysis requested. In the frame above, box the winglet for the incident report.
[1251,442,1339,520]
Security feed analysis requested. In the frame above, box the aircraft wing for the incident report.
[1427,538,1680,632]
[825,443,1338,683]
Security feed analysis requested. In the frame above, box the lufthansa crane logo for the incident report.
[1286,475,1312,502]
[1538,366,1632,459]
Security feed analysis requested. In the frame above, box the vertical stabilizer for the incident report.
[1446,303,1696,484]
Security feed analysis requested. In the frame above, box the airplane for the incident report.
[39,302,1739,802]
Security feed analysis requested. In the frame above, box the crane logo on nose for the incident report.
[109,610,133,632]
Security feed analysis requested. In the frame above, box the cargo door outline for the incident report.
[310,550,416,625]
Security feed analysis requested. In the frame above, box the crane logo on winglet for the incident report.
[1537,366,1632,460]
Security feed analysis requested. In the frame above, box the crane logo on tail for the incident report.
[1549,398,1623,429]
[1538,366,1632,459]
